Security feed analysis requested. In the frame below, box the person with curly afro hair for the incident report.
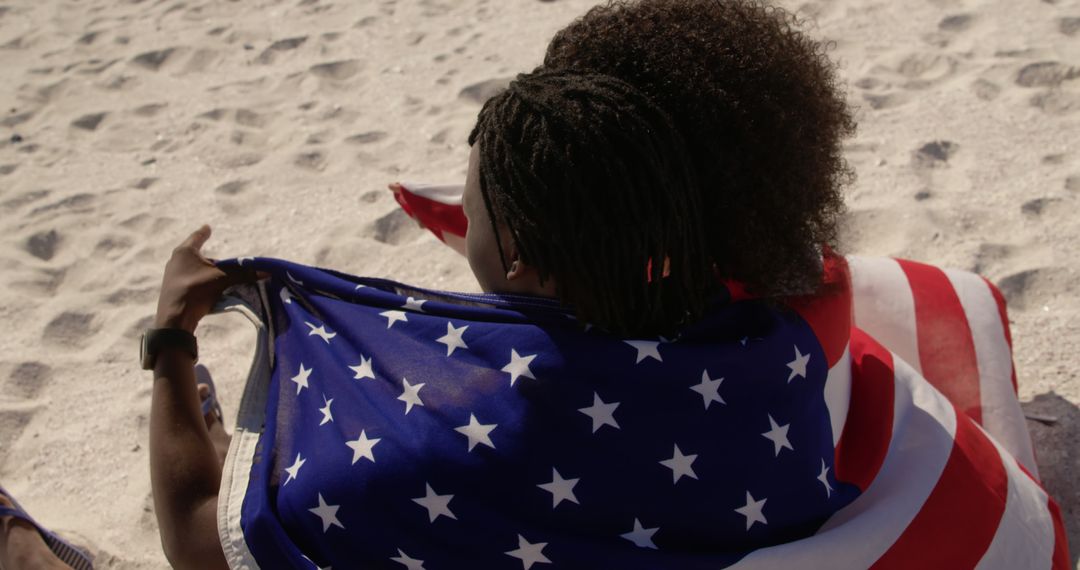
[544,0,856,299]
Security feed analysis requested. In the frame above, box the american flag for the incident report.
[212,185,1069,569]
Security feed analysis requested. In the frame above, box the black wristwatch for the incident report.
[140,328,198,370]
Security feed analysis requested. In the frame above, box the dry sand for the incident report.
[0,0,1076,567]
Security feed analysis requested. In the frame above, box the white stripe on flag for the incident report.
[973,425,1054,570]
[403,183,465,205]
[849,256,922,376]
[824,344,851,446]
[727,356,956,569]
[943,268,1038,477]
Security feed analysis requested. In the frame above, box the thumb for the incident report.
[181,225,212,251]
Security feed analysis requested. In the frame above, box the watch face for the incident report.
[140,332,151,370]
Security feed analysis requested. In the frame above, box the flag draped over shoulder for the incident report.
[212,183,1068,570]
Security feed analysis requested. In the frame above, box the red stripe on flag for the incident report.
[392,184,469,243]
[787,252,852,368]
[1047,494,1072,569]
[870,412,1008,569]
[834,328,894,491]
[896,259,982,423]
[1017,462,1073,569]
[982,276,1019,395]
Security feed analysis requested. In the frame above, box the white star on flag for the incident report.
[690,370,726,409]
[817,458,834,498]
[346,430,380,465]
[787,344,810,382]
[505,534,551,569]
[761,414,794,456]
[659,444,699,483]
[578,392,620,433]
[380,310,408,329]
[735,491,768,530]
[621,518,659,549]
[412,483,456,522]
[318,394,334,426]
[454,413,497,452]
[437,322,469,356]
[349,355,375,380]
[291,363,312,395]
[308,493,344,532]
[390,548,425,570]
[624,340,662,363]
[537,468,580,508]
[305,322,337,344]
[280,287,294,305]
[283,453,305,485]
[403,296,427,312]
[502,349,536,386]
[397,378,425,415]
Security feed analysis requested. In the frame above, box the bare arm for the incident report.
[149,226,258,570]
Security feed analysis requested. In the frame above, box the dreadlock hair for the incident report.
[467,69,710,337]
[545,0,856,298]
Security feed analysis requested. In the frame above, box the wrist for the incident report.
[154,312,197,333]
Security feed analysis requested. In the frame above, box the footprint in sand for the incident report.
[234,109,268,128]
[309,60,361,81]
[24,229,60,261]
[29,193,95,218]
[912,140,959,168]
[1020,197,1064,216]
[1,189,51,213]
[93,235,136,261]
[0,406,36,463]
[5,362,51,400]
[2,110,34,128]
[42,311,101,349]
[368,209,425,245]
[255,36,307,65]
[131,48,179,71]
[294,151,328,171]
[214,180,250,196]
[1029,90,1080,116]
[1059,17,1080,37]
[459,77,512,104]
[345,131,388,145]
[995,267,1072,311]
[132,177,158,190]
[938,14,975,32]
[132,103,167,117]
[1015,62,1079,88]
[71,112,107,131]
[971,79,1001,101]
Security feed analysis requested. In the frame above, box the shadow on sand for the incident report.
[1023,392,1079,565]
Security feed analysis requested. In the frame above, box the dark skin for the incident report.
[149,225,260,570]
[149,158,551,567]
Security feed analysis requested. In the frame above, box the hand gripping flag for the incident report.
[214,251,1068,569]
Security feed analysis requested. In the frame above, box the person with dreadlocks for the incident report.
[384,0,1068,566]
[147,68,713,569]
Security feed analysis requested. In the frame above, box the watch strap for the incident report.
[141,328,198,370]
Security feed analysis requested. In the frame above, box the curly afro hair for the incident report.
[545,0,855,298]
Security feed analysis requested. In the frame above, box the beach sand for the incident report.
[0,0,1076,567]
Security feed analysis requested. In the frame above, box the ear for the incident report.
[505,253,527,282]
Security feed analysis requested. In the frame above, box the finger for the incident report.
[218,263,264,288]
[388,182,403,193]
[180,225,212,251]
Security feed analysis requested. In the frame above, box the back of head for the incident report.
[469,69,710,337]
[545,0,855,298]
